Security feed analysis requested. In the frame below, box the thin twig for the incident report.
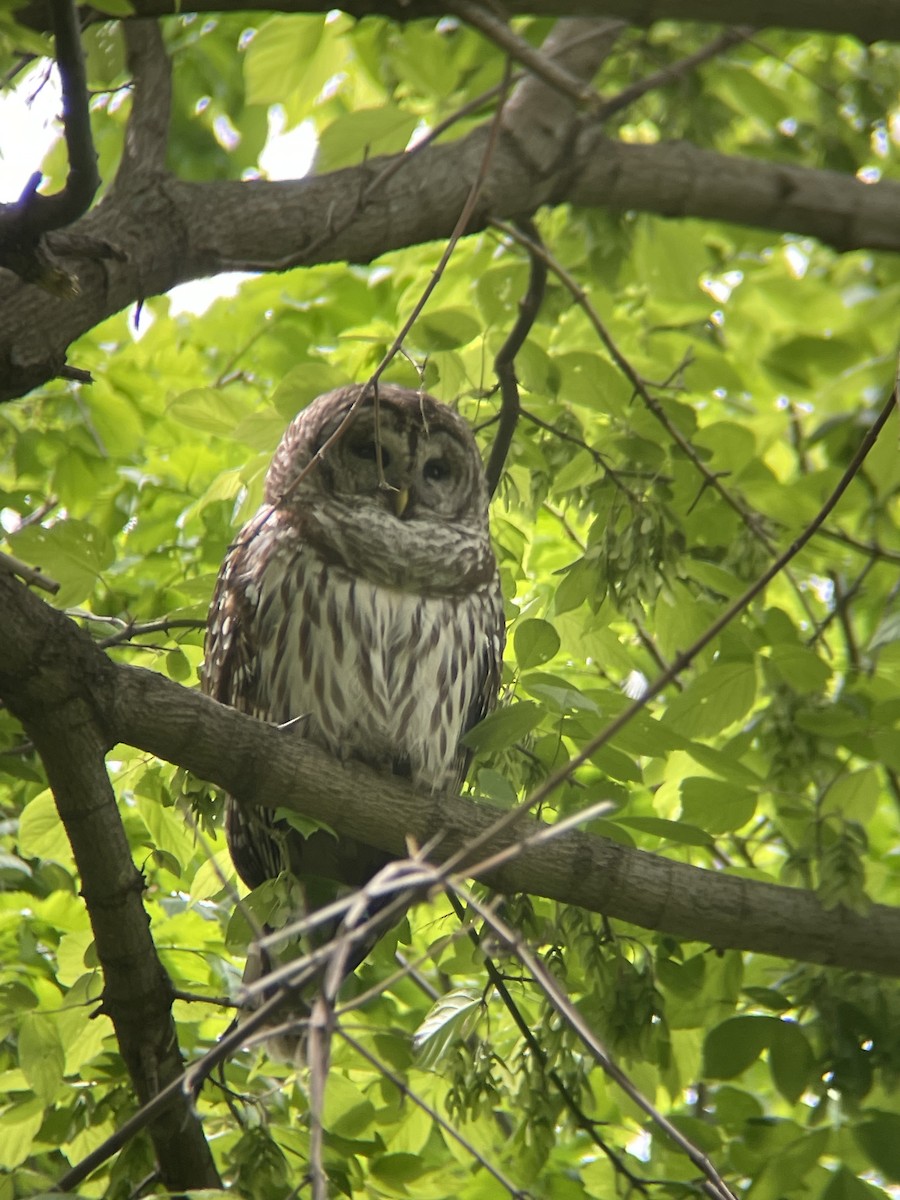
[448,0,598,109]
[457,883,738,1200]
[486,217,547,495]
[492,218,822,628]
[0,0,98,290]
[438,385,899,880]
[0,549,60,594]
[815,526,900,566]
[521,406,643,502]
[41,0,99,228]
[341,1028,530,1198]
[595,27,753,121]
[369,58,515,391]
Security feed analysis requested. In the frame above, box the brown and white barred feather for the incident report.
[203,383,504,911]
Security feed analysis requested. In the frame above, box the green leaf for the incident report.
[413,309,481,351]
[769,1020,814,1104]
[663,662,757,738]
[748,1129,830,1200]
[167,388,250,437]
[244,15,326,107]
[321,1074,375,1138]
[17,791,72,866]
[821,769,880,824]
[680,777,756,834]
[317,107,419,172]
[514,619,561,669]
[822,1167,888,1200]
[615,816,713,847]
[0,1097,45,1169]
[165,648,192,682]
[476,768,518,806]
[18,1014,65,1104]
[9,520,113,606]
[767,644,832,693]
[414,989,481,1069]
[460,701,542,752]
[854,1112,900,1179]
[703,1015,777,1079]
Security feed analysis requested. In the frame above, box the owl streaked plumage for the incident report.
[202,382,505,922]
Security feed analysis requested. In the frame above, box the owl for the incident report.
[202,383,505,974]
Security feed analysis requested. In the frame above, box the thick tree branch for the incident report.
[0,597,220,1190]
[14,0,900,45]
[2,568,900,978]
[3,111,899,402]
[117,20,172,182]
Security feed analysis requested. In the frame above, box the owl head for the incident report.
[263,384,496,592]
[266,384,490,526]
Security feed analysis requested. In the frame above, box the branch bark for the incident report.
[3,107,899,402]
[14,0,900,44]
[2,569,899,979]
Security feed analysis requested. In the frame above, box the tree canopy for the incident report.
[1,3,900,1198]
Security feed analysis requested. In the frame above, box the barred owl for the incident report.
[202,383,505,948]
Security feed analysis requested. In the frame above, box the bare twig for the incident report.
[596,27,753,121]
[815,526,900,566]
[46,0,98,225]
[448,0,598,108]
[0,549,60,594]
[97,617,204,649]
[369,59,515,390]
[521,407,643,502]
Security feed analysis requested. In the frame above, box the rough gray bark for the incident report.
[4,114,900,402]
[15,0,900,43]
[2,568,899,979]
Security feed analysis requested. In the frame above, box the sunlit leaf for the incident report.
[513,618,561,670]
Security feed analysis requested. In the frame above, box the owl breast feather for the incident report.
[252,542,500,792]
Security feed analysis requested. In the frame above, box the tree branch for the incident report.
[4,103,899,402]
[0,599,220,1191]
[0,0,99,292]
[116,20,172,183]
[13,0,900,46]
[485,217,547,495]
[2,568,900,978]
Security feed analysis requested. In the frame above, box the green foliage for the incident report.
[2,7,900,1200]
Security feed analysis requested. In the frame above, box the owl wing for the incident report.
[203,524,291,888]
[453,582,506,790]
[203,533,262,714]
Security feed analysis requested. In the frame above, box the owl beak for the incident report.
[393,487,410,518]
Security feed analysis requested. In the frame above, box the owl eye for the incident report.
[423,457,451,483]
[352,441,391,467]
